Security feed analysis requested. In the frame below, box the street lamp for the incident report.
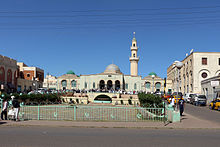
[151,75,155,93]
[174,61,183,111]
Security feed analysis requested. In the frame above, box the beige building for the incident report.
[17,62,44,92]
[167,52,220,94]
[57,71,80,90]
[53,33,172,93]
[201,75,220,104]
[43,74,58,90]
[0,54,18,93]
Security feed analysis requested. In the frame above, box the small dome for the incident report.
[104,64,122,74]
[148,72,157,76]
[66,70,75,75]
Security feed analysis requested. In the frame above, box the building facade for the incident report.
[0,55,18,93]
[43,74,58,90]
[167,52,220,94]
[201,75,220,104]
[17,62,44,92]
[51,33,172,93]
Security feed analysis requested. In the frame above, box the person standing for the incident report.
[12,96,20,121]
[1,99,8,120]
[178,97,185,116]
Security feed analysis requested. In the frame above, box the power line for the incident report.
[1,5,220,13]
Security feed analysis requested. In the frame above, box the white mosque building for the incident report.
[45,33,172,93]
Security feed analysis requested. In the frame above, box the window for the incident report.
[93,82,95,88]
[84,82,87,88]
[27,73,30,77]
[61,80,67,87]
[145,82,151,89]
[134,83,137,89]
[201,72,207,78]
[219,58,220,65]
[125,83,128,89]
[71,80,77,87]
[133,53,135,57]
[133,43,135,47]
[202,58,207,65]
[155,82,161,89]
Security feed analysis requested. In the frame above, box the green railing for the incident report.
[17,105,166,122]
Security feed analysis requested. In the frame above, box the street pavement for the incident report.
[0,126,219,147]
[0,104,219,147]
[185,103,220,123]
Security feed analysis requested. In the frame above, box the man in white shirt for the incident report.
[170,97,175,108]
[195,95,198,106]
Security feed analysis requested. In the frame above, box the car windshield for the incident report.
[189,94,196,97]
[198,95,206,99]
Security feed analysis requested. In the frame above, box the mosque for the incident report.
[45,33,172,94]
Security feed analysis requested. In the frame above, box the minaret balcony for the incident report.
[130,46,138,50]
[129,57,140,61]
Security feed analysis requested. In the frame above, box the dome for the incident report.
[66,70,75,75]
[104,64,122,74]
[148,72,157,76]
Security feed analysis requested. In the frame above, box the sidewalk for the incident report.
[1,112,220,129]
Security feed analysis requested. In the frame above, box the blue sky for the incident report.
[1,0,220,78]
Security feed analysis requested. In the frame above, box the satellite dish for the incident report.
[190,49,194,54]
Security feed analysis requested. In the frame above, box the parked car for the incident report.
[167,92,183,104]
[172,92,183,98]
[183,93,196,103]
[190,94,207,106]
[209,98,220,111]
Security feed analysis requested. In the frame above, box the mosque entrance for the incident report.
[115,80,120,90]
[99,80,105,90]
[107,80,113,90]
[94,95,112,103]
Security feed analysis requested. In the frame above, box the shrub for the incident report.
[138,93,163,108]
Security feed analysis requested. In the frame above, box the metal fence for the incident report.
[17,105,166,122]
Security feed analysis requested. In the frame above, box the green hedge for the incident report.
[0,93,61,104]
[138,93,163,108]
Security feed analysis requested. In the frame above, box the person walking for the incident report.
[1,99,8,120]
[12,96,20,121]
[178,97,185,116]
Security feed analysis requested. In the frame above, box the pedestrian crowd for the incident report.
[169,96,185,116]
[1,95,20,121]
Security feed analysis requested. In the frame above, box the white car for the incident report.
[183,93,196,103]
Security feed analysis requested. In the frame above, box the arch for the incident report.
[107,80,113,90]
[61,80,67,87]
[71,80,77,88]
[7,69,12,83]
[115,80,120,90]
[198,69,211,80]
[99,80,105,90]
[215,70,220,76]
[94,94,112,103]
[155,82,161,91]
[145,82,151,89]
[0,67,5,82]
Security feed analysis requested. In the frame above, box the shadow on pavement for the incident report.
[0,122,7,125]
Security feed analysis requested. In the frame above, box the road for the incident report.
[185,103,220,123]
[0,126,219,147]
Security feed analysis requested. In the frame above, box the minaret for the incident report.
[129,32,139,76]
